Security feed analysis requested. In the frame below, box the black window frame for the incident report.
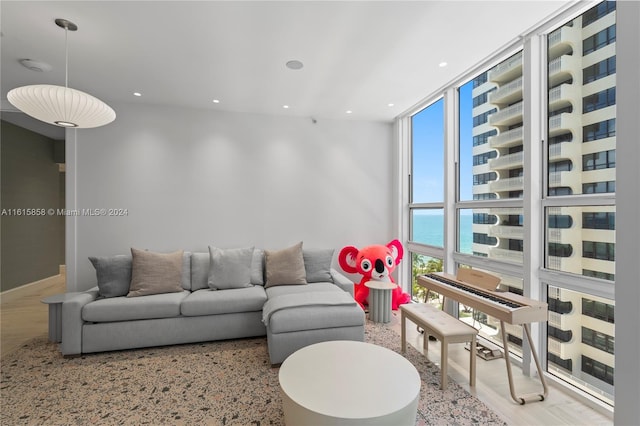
[583,87,616,113]
[583,150,615,171]
[583,25,616,55]
[583,56,616,84]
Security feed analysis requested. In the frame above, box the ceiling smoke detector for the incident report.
[19,59,52,72]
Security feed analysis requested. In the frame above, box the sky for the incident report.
[411,81,474,206]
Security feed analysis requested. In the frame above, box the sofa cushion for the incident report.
[181,286,267,317]
[264,242,307,287]
[191,252,210,291]
[303,249,334,283]
[89,254,132,298]
[82,291,190,322]
[208,246,254,290]
[265,282,340,300]
[128,248,185,297]
[267,303,364,334]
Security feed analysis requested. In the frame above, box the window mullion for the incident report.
[444,88,457,274]
[523,32,545,378]
[397,116,412,288]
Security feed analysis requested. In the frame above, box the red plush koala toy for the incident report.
[338,239,411,311]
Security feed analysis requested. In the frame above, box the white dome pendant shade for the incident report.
[7,18,115,129]
[8,85,115,128]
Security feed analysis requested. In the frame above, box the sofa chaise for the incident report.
[61,243,365,364]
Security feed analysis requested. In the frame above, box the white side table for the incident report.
[365,281,396,323]
[41,293,80,343]
[279,340,420,425]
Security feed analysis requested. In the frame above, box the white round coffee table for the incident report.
[278,340,420,425]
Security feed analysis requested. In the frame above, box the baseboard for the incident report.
[0,268,66,305]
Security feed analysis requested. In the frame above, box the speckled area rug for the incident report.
[1,321,506,426]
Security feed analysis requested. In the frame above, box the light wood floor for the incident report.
[391,310,613,425]
[1,273,66,357]
[1,278,614,425]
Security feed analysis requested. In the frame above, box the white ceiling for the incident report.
[1,0,572,133]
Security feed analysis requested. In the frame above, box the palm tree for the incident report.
[411,254,443,305]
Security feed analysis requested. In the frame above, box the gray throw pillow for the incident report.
[264,242,307,288]
[208,246,254,290]
[89,254,132,298]
[190,252,210,291]
[251,248,265,285]
[127,248,185,297]
[181,251,192,290]
[303,249,335,283]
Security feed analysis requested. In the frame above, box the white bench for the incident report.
[400,303,478,390]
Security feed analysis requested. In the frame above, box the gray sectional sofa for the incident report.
[61,243,365,364]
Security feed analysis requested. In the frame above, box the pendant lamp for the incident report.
[7,19,115,128]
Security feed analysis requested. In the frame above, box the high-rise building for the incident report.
[470,0,616,404]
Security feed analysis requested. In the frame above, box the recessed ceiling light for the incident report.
[439,62,448,67]
[286,60,304,70]
[388,103,395,107]
[283,105,290,109]
[133,92,142,97]
[212,99,220,103]
[346,110,353,114]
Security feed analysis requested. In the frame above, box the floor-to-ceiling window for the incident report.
[402,0,617,407]
[408,99,445,301]
[455,50,528,354]
[542,1,616,404]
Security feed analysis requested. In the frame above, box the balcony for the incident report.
[489,101,523,127]
[504,323,523,339]
[489,176,524,192]
[548,286,574,301]
[488,151,523,170]
[489,127,523,149]
[547,228,564,244]
[488,247,524,263]
[547,224,580,247]
[489,51,523,84]
[548,25,580,59]
[549,83,579,113]
[471,243,491,257]
[471,183,492,198]
[548,171,575,188]
[487,209,524,220]
[548,113,581,137]
[547,256,578,274]
[549,141,580,162]
[488,225,524,239]
[489,77,523,106]
[498,274,522,290]
[548,337,570,359]
[548,54,579,87]
[548,311,573,330]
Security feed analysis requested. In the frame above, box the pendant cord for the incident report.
[64,26,69,88]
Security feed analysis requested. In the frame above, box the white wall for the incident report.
[66,103,395,291]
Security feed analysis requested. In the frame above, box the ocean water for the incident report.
[412,214,472,254]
